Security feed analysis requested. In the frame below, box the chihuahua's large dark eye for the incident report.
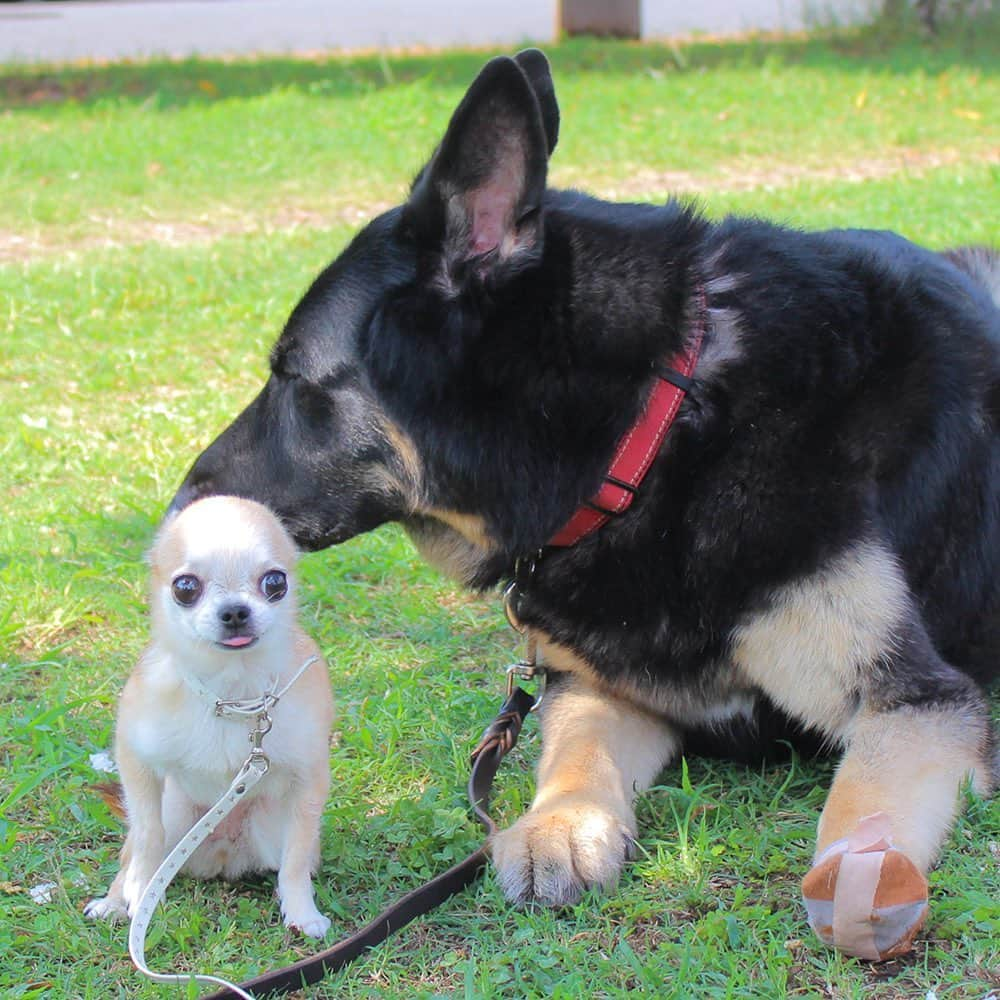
[171,574,203,607]
[260,570,288,603]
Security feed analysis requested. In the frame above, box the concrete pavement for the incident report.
[0,0,872,66]
[0,0,558,64]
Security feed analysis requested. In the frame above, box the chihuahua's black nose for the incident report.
[219,603,251,627]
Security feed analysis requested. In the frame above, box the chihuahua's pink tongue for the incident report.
[222,636,254,648]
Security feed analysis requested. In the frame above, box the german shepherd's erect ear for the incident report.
[406,49,558,290]
[512,48,560,155]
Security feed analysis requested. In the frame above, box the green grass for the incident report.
[1,23,997,254]
[1,20,999,1000]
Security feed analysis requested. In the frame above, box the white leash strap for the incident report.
[126,655,317,998]
[128,752,269,999]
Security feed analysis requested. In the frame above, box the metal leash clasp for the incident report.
[247,706,273,774]
[503,552,541,633]
[504,630,546,711]
[502,555,547,711]
[502,580,524,634]
[505,661,546,710]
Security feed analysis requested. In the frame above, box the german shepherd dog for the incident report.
[170,51,999,957]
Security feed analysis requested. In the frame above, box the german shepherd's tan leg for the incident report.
[801,697,995,959]
[816,703,994,866]
[733,541,996,958]
[491,675,678,905]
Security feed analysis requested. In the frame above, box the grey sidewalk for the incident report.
[0,0,558,64]
[0,0,871,66]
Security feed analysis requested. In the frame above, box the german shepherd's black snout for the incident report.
[173,358,410,550]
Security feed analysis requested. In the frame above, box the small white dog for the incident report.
[86,496,334,938]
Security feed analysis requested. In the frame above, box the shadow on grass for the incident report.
[1,15,998,112]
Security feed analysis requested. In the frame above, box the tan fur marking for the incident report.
[536,636,605,686]
[817,704,994,871]
[537,633,753,727]
[404,522,485,586]
[731,543,908,736]
[424,508,494,550]
[379,418,423,503]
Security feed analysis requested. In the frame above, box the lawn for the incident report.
[1,16,999,1000]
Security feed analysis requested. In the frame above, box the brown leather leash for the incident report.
[201,684,538,999]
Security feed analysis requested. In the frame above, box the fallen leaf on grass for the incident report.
[30,882,57,904]
[89,751,117,774]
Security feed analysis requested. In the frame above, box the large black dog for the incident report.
[171,51,999,958]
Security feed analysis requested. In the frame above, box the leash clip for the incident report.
[247,708,273,772]
[505,661,546,711]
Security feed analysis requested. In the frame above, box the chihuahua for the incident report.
[85,496,333,938]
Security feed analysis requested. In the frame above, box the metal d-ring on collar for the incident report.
[502,553,547,711]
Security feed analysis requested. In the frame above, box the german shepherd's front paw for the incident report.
[801,812,929,961]
[491,796,636,906]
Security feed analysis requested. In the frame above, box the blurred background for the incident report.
[1,0,913,64]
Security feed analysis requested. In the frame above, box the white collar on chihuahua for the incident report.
[180,653,319,720]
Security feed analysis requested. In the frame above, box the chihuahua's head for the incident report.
[149,496,299,660]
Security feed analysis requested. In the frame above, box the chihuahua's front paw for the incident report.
[121,860,157,915]
[491,794,636,906]
[84,895,128,921]
[283,904,331,939]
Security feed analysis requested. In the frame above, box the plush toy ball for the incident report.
[801,811,929,961]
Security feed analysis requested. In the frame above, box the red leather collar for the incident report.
[548,285,706,548]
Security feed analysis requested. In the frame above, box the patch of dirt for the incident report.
[1,148,996,265]
[583,146,1000,199]
[0,201,394,265]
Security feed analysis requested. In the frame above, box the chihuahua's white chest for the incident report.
[129,699,253,780]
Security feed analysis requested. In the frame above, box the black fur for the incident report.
[171,51,1000,768]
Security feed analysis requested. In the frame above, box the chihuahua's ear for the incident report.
[406,52,556,290]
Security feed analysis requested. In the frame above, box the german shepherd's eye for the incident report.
[293,380,333,429]
[260,570,288,603]
[171,574,203,607]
